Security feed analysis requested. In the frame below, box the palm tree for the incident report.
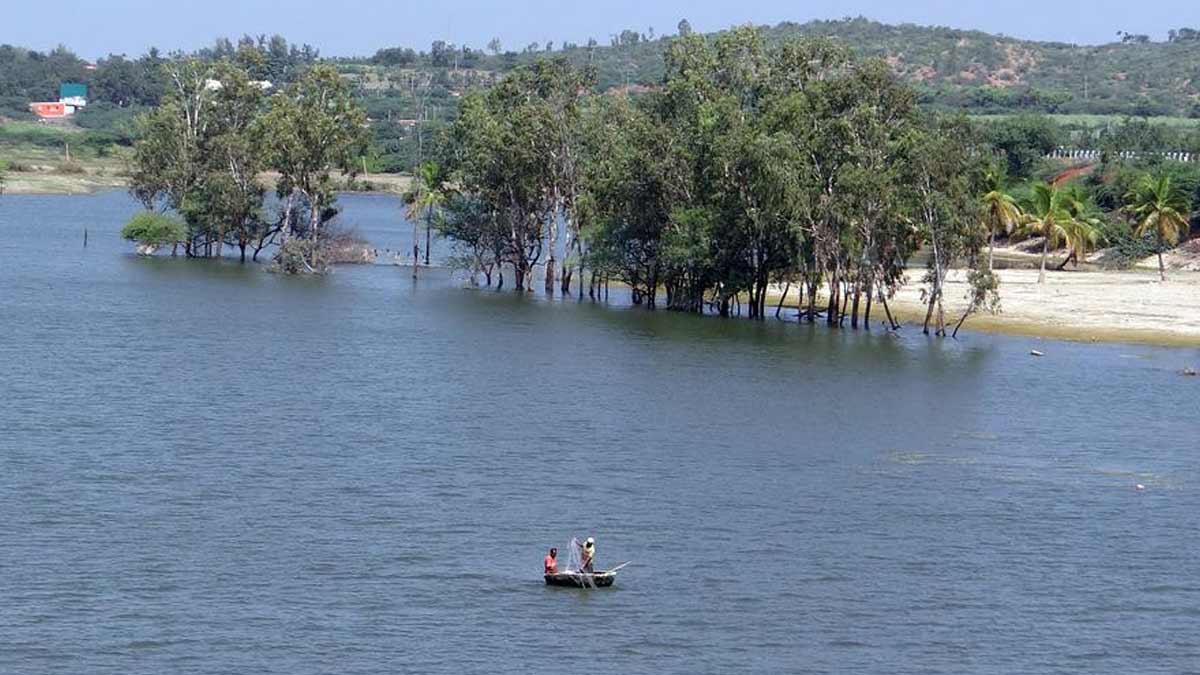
[404,162,447,278]
[1124,174,1193,281]
[1018,182,1085,284]
[1055,183,1104,270]
[980,170,1023,273]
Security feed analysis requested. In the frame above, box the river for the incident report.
[1,191,1198,674]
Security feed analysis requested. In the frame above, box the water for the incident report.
[1,191,1198,674]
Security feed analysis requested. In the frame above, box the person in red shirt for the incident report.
[544,547,558,574]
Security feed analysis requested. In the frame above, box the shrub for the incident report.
[120,212,187,247]
[272,238,329,274]
[55,161,87,175]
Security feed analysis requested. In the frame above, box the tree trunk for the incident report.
[1038,236,1048,284]
[863,275,874,329]
[988,230,995,274]
[545,210,557,295]
[1158,237,1167,282]
[775,282,790,319]
[424,208,432,266]
[805,279,817,323]
[412,217,420,279]
[923,290,937,335]
[881,293,899,330]
[850,285,861,329]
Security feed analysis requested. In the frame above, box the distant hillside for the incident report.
[503,17,1200,117]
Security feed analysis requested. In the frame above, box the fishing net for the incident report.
[564,537,599,588]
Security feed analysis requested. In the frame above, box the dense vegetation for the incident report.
[4,17,1200,174]
[425,28,1196,336]
[125,60,367,269]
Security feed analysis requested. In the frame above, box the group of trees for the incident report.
[126,60,367,270]
[429,28,1198,334]
[434,29,1004,335]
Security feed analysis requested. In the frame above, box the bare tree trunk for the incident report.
[775,282,790,319]
[850,284,861,329]
[545,214,557,295]
[424,209,432,266]
[412,216,420,279]
[881,293,899,330]
[1158,243,1167,282]
[863,274,874,329]
[988,230,995,274]
[1038,237,1048,284]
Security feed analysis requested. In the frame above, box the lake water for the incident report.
[1,191,1198,674]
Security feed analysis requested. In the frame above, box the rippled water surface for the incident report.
[2,192,1198,674]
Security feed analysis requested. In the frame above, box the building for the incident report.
[29,102,68,118]
[59,83,88,109]
[29,82,89,119]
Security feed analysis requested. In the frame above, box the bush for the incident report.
[120,212,187,247]
[54,161,87,175]
[1094,217,1160,268]
[272,238,329,274]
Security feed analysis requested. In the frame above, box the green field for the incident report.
[972,113,1199,128]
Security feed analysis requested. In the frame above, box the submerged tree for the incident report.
[404,161,449,278]
[128,58,367,271]
[261,65,368,269]
[437,28,998,338]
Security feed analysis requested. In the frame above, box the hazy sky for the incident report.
[3,0,1194,58]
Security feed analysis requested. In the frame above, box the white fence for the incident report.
[1046,148,1196,163]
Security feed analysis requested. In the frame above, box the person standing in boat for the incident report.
[578,537,596,573]
[544,547,558,574]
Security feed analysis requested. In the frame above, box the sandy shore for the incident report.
[1,170,412,195]
[774,268,1200,347]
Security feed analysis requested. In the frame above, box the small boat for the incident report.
[544,562,630,589]
[544,571,616,588]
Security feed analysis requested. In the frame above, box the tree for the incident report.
[905,116,987,335]
[261,65,369,270]
[677,19,693,37]
[447,59,590,292]
[1124,174,1193,281]
[1018,182,1085,283]
[404,161,448,277]
[980,169,1022,272]
[430,41,451,67]
[120,212,187,254]
[487,38,503,56]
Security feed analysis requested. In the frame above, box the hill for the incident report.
[507,17,1200,117]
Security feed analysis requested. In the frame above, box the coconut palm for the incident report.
[1124,174,1193,281]
[980,170,1022,273]
[1018,182,1086,284]
[404,161,448,278]
[1054,182,1104,270]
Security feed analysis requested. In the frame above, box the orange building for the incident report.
[30,102,68,118]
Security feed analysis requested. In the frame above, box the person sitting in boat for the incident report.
[578,537,596,573]
[544,547,558,574]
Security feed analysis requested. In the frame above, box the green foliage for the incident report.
[272,238,326,274]
[982,114,1063,178]
[1124,174,1193,278]
[120,211,187,246]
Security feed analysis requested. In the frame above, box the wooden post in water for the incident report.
[83,228,88,247]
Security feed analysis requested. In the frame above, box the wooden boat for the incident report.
[544,571,616,588]
[544,562,630,589]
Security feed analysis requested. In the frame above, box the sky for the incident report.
[2,0,1195,59]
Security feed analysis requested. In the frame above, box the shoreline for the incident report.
[0,170,411,196]
[4,181,1198,348]
[772,267,1200,348]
